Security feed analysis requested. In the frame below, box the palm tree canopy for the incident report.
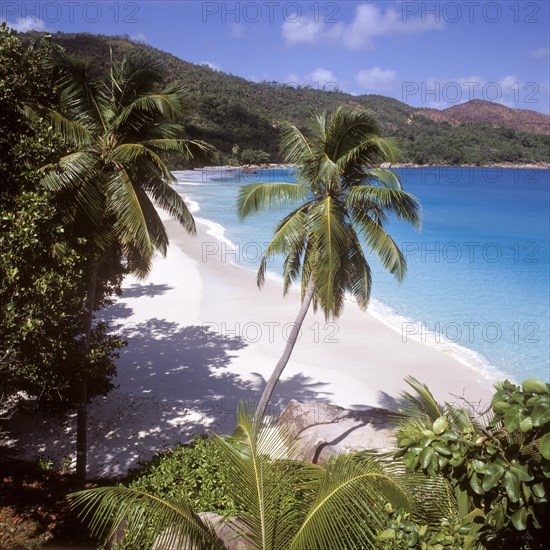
[25,49,211,277]
[69,404,432,550]
[237,106,422,319]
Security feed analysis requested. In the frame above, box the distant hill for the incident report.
[22,32,550,166]
[419,100,549,136]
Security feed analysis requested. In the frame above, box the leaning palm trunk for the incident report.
[76,258,98,481]
[239,107,422,429]
[254,278,315,425]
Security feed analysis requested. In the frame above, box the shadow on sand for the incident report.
[1,314,332,478]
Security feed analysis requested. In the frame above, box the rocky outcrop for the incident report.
[278,400,395,464]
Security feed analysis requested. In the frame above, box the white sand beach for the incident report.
[2,210,497,478]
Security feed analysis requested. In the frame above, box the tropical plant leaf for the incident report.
[237,182,309,221]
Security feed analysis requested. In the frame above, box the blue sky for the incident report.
[3,1,550,113]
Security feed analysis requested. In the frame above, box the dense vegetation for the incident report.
[1,25,548,549]
[70,379,549,549]
[20,32,550,166]
[0,26,124,411]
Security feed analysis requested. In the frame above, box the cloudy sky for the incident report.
[3,1,550,113]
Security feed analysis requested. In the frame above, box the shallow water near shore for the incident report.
[174,167,550,383]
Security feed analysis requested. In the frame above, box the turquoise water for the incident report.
[174,167,550,383]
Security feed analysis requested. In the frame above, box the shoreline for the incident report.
[194,163,550,172]
[1,211,498,478]
[189,202,508,388]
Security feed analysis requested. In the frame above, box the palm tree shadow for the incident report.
[1,318,333,478]
[121,283,173,298]
[249,372,333,418]
[97,319,333,475]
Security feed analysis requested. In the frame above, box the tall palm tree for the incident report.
[237,106,422,423]
[25,50,211,480]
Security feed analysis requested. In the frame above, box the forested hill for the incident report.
[24,31,550,166]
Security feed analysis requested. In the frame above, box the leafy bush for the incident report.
[395,377,549,549]
[124,435,240,516]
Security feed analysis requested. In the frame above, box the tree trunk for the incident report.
[76,258,98,482]
[254,278,315,426]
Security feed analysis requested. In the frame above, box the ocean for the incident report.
[173,167,550,384]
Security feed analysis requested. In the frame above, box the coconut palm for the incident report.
[69,403,429,549]
[237,106,422,423]
[24,50,211,480]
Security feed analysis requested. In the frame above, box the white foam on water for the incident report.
[169,172,515,387]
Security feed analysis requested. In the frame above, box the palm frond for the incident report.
[349,207,407,282]
[69,486,225,549]
[45,49,106,131]
[348,186,422,229]
[237,182,309,221]
[365,168,403,190]
[279,124,313,164]
[106,168,155,274]
[214,403,306,549]
[112,92,184,130]
[400,376,445,422]
[40,152,105,230]
[325,106,380,162]
[109,143,174,183]
[290,454,412,549]
[345,227,372,310]
[21,104,93,146]
[257,207,309,288]
[306,197,349,318]
[144,175,196,235]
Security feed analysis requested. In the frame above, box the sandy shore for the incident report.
[1,211,497,478]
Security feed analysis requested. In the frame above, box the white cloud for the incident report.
[285,68,340,89]
[6,17,48,32]
[356,67,398,91]
[281,16,342,45]
[404,74,548,111]
[201,61,221,71]
[282,2,443,50]
[529,47,550,62]
[231,23,244,39]
[130,33,147,44]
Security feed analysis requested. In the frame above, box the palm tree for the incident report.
[69,403,430,549]
[25,50,211,480]
[237,106,422,423]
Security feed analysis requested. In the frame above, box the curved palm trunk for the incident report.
[254,278,315,426]
[76,258,98,482]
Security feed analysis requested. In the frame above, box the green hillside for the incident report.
[23,32,550,166]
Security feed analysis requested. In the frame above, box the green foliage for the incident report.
[0,24,61,200]
[35,48,211,277]
[395,378,550,549]
[240,148,271,165]
[0,27,124,408]
[125,436,240,515]
[70,404,419,549]
[378,505,477,549]
[238,106,422,319]
[0,192,120,405]
[21,31,550,165]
